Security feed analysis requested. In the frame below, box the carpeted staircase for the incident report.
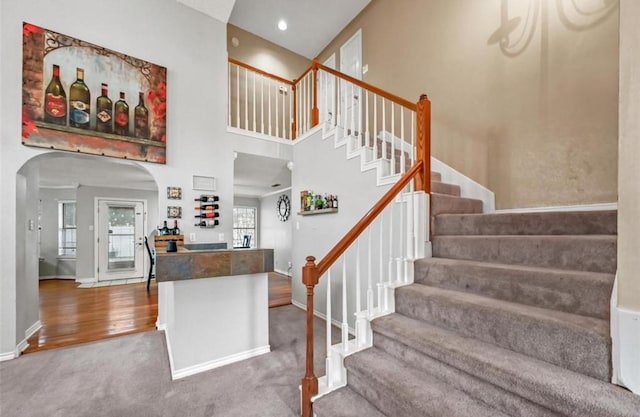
[314,174,640,416]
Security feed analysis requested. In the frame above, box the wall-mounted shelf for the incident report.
[297,208,338,216]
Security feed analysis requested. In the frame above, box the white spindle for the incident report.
[400,175,406,282]
[365,91,370,156]
[336,79,341,128]
[411,112,417,258]
[326,268,332,358]
[289,83,293,139]
[236,65,240,128]
[244,68,248,129]
[252,74,256,132]
[391,102,395,175]
[275,83,280,138]
[400,108,406,174]
[261,76,265,134]
[379,212,384,289]
[268,80,272,136]
[373,96,378,160]
[228,64,231,126]
[282,86,286,139]
[388,205,394,285]
[341,256,349,353]
[356,239,361,314]
[367,228,373,316]
[350,83,355,139]
[382,99,387,165]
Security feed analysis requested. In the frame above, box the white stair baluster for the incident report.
[325,268,333,387]
[373,95,378,160]
[260,76,265,134]
[391,102,395,175]
[400,108,406,174]
[367,228,373,317]
[275,82,280,138]
[236,65,240,128]
[252,73,256,132]
[388,204,394,284]
[228,64,231,127]
[382,99,387,167]
[244,68,248,129]
[341,256,349,353]
[268,79,272,136]
[365,91,370,159]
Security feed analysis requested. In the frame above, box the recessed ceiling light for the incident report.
[278,20,287,31]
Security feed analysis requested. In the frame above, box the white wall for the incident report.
[75,186,159,280]
[260,190,293,275]
[38,187,77,278]
[0,0,294,356]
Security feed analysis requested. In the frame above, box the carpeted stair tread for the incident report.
[344,347,510,417]
[431,171,442,181]
[313,386,387,417]
[414,257,614,319]
[431,181,461,196]
[432,193,483,215]
[395,284,611,380]
[432,234,617,273]
[433,210,617,236]
[372,314,640,417]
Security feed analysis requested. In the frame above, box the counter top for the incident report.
[155,248,274,282]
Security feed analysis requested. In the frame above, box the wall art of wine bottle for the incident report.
[22,22,168,164]
[194,195,220,227]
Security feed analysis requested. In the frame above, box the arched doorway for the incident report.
[16,152,159,354]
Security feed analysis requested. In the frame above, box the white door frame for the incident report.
[94,197,147,281]
[321,53,336,125]
[340,29,363,135]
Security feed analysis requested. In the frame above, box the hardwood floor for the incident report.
[24,273,292,354]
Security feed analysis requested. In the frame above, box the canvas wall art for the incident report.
[22,22,167,163]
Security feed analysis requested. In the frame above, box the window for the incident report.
[58,201,76,257]
[233,207,257,248]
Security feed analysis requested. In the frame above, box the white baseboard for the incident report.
[291,299,355,336]
[171,345,271,380]
[0,351,16,362]
[495,202,617,214]
[39,275,75,280]
[76,277,97,284]
[611,276,640,394]
[25,320,42,339]
[274,268,291,276]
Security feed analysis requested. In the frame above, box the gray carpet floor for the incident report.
[0,305,335,417]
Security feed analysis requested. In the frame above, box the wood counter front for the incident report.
[155,248,274,282]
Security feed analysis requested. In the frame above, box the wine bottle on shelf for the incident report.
[114,92,130,136]
[95,83,113,133]
[333,195,339,209]
[195,204,219,211]
[134,91,149,139]
[195,212,220,219]
[173,219,180,235]
[44,64,67,125]
[195,219,219,228]
[194,196,219,203]
[69,68,90,129]
[160,220,170,235]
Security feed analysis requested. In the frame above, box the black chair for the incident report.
[144,236,155,291]
[242,234,251,248]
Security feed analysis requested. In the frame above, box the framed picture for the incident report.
[167,186,182,200]
[167,206,182,219]
[22,22,167,163]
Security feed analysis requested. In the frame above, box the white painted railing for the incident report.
[228,59,294,140]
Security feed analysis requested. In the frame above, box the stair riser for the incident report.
[414,259,613,320]
[372,332,559,417]
[432,194,483,216]
[431,181,461,196]
[433,211,617,236]
[432,235,617,273]
[395,286,612,381]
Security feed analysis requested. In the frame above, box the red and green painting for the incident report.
[22,22,167,164]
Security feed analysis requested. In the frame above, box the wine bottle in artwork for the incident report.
[44,64,67,125]
[69,68,91,129]
[114,92,130,136]
[195,219,219,227]
[95,83,113,133]
[195,204,219,211]
[194,196,219,203]
[134,91,149,139]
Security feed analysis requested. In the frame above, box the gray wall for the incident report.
[38,187,77,278]
[260,190,292,274]
[76,186,158,280]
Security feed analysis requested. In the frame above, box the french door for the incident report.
[96,199,145,281]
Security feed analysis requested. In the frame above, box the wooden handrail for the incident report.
[316,161,423,276]
[228,58,294,85]
[315,63,417,111]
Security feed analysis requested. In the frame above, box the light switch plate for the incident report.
[218,233,224,241]
[190,232,196,242]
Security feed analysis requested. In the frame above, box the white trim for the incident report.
[76,277,97,284]
[273,268,291,276]
[25,320,42,340]
[430,156,496,213]
[39,275,75,280]
[261,186,292,199]
[611,275,640,394]
[227,126,294,145]
[495,202,618,214]
[291,124,324,145]
[291,299,355,336]
[171,345,271,380]
[0,351,16,362]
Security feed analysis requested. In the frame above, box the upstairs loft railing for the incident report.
[227,58,431,417]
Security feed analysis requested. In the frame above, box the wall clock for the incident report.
[277,194,290,222]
